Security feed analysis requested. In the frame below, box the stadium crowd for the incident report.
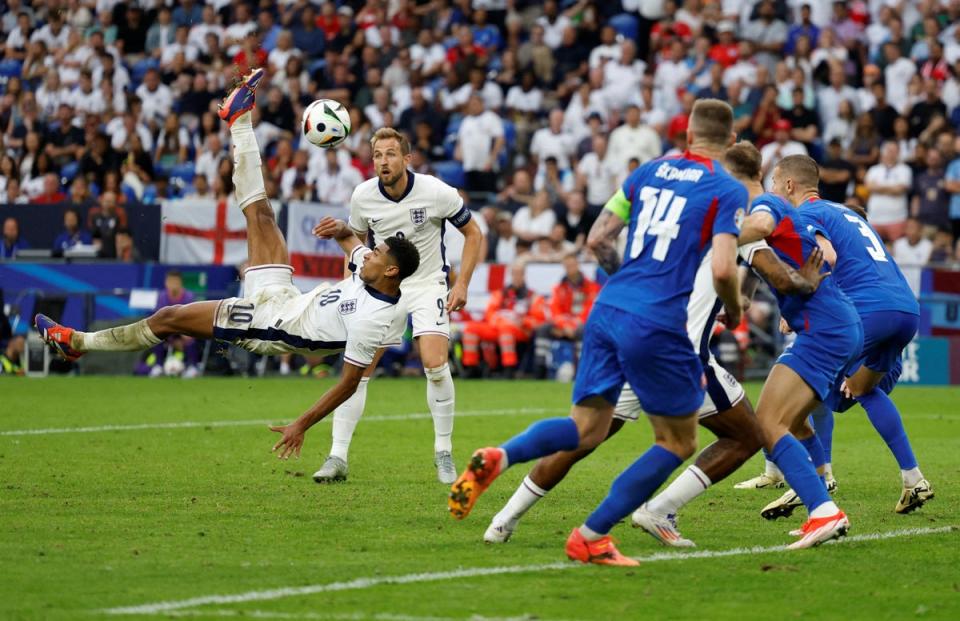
[2,0,960,377]
[1,0,960,269]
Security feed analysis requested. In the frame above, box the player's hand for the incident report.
[447,282,468,313]
[269,423,305,460]
[840,379,853,400]
[718,304,742,330]
[312,217,349,240]
[799,247,831,291]
[740,294,752,313]
[779,316,793,334]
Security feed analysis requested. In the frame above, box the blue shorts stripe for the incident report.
[213,325,346,352]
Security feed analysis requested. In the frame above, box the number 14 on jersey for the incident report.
[629,187,688,261]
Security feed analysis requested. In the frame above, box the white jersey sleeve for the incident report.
[435,179,471,227]
[343,314,390,367]
[348,187,370,234]
[740,240,769,265]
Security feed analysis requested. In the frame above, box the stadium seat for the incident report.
[0,59,22,78]
[432,160,466,189]
[60,161,80,183]
[609,13,639,41]
[169,163,196,185]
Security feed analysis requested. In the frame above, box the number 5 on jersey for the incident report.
[630,187,688,261]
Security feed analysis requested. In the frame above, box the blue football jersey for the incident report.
[798,199,919,316]
[748,193,859,332]
[596,152,746,329]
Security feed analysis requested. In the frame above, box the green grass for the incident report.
[2,377,959,621]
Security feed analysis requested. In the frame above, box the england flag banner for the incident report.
[286,201,350,290]
[160,198,248,265]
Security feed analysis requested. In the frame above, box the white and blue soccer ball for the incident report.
[302,99,351,149]
[163,355,185,377]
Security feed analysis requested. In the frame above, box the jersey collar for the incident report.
[378,170,415,203]
[365,284,401,304]
[682,150,715,173]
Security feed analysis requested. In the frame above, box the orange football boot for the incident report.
[448,447,505,520]
[565,528,639,566]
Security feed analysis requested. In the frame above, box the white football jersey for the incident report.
[686,241,768,357]
[348,172,471,289]
[265,247,400,366]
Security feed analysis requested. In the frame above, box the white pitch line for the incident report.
[154,609,554,621]
[101,526,957,616]
[0,408,560,437]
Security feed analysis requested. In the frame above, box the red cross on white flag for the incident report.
[160,199,248,265]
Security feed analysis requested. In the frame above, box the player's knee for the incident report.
[424,363,450,383]
[151,305,182,331]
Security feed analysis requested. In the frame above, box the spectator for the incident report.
[67,177,92,208]
[865,142,912,241]
[530,109,576,179]
[848,113,882,172]
[497,170,535,214]
[823,99,857,150]
[929,228,955,263]
[1,217,28,259]
[535,156,575,206]
[742,0,787,75]
[138,270,200,378]
[818,63,858,129]
[605,104,661,180]
[908,80,947,138]
[601,40,646,113]
[819,139,855,204]
[455,94,505,196]
[0,335,24,375]
[532,223,577,262]
[135,69,173,127]
[783,87,820,153]
[44,103,84,168]
[461,260,546,376]
[490,211,518,264]
[513,191,557,243]
[114,228,139,263]
[911,148,951,237]
[870,82,899,140]
[88,191,127,259]
[533,253,600,378]
[315,149,363,206]
[0,155,18,202]
[31,173,66,204]
[760,120,808,189]
[53,207,92,255]
[576,135,617,212]
[893,218,933,298]
[785,4,820,54]
[885,42,917,114]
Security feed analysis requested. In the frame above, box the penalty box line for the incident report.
[101,526,958,616]
[0,408,563,437]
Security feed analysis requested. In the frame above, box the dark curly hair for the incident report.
[384,236,420,281]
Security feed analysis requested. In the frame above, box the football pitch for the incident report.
[2,377,958,621]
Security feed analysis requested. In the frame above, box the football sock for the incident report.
[425,364,455,453]
[901,467,924,488]
[858,388,918,471]
[809,500,841,519]
[74,319,162,352]
[583,445,682,536]
[230,111,267,211]
[761,449,783,479]
[810,404,834,465]
[494,475,547,524]
[646,465,711,516]
[770,434,831,514]
[799,433,826,470]
[329,377,369,461]
[499,417,580,466]
[578,524,605,542]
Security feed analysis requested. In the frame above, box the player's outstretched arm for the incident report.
[586,207,627,275]
[313,217,363,256]
[269,363,366,459]
[749,247,830,295]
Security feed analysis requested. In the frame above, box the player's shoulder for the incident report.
[351,177,381,202]
[410,171,453,194]
[751,192,789,211]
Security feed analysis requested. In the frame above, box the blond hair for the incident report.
[776,154,820,190]
[370,127,411,155]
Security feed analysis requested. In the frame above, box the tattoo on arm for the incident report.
[587,209,625,275]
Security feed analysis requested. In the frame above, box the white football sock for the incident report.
[425,364,455,453]
[75,319,162,352]
[230,111,266,211]
[901,467,923,487]
[578,524,604,541]
[329,377,369,461]
[646,465,711,516]
[765,459,784,479]
[823,462,833,478]
[809,500,840,519]
[493,475,547,525]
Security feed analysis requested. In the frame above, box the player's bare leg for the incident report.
[36,300,222,362]
[635,398,763,547]
[419,333,457,483]
[755,364,849,549]
[484,418,627,543]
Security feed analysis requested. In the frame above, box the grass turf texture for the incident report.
[2,377,958,621]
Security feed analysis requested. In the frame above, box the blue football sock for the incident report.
[858,388,918,470]
[500,417,580,467]
[810,405,834,464]
[584,445,682,535]
[799,434,826,470]
[770,435,831,513]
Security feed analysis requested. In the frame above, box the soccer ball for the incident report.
[302,99,351,149]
